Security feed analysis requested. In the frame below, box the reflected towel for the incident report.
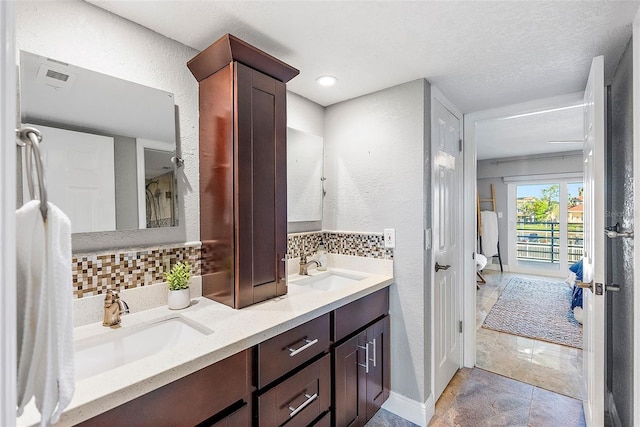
[16,201,74,426]
[480,210,499,257]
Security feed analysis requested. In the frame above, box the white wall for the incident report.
[324,79,431,406]
[16,0,199,250]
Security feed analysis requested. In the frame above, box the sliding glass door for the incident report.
[509,180,583,275]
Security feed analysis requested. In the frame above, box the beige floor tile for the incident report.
[475,271,584,398]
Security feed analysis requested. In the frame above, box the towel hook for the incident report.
[16,127,48,221]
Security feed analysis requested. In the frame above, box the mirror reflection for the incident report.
[287,127,323,222]
[19,50,178,233]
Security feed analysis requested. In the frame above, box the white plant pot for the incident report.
[168,288,190,310]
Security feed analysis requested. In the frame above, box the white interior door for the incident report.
[25,123,116,233]
[433,96,462,400]
[581,55,606,426]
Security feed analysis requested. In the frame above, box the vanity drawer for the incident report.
[76,350,250,427]
[257,354,331,427]
[333,288,389,342]
[310,411,331,426]
[256,313,330,388]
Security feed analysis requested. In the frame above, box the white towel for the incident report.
[480,210,499,257]
[16,201,75,426]
[476,253,488,270]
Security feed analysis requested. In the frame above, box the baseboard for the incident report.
[382,392,434,426]
[608,391,623,427]
[483,263,510,272]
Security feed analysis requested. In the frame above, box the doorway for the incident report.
[467,94,587,401]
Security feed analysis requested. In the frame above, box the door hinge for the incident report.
[458,321,463,333]
[459,139,463,152]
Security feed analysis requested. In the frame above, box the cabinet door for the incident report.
[366,316,390,421]
[208,403,249,427]
[235,62,287,308]
[334,331,367,427]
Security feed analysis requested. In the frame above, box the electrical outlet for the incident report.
[384,228,396,248]
[497,212,503,219]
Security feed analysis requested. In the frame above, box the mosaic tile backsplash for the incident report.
[287,231,394,260]
[72,243,201,299]
[71,232,391,299]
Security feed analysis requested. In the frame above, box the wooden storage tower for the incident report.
[188,34,299,308]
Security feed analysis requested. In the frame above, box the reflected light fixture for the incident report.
[548,140,583,144]
[316,75,337,86]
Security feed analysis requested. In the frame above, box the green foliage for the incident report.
[166,262,191,291]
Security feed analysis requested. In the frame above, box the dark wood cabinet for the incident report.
[76,350,252,427]
[188,34,298,309]
[257,354,331,427]
[256,313,330,389]
[365,316,390,420]
[334,331,368,427]
[333,289,391,427]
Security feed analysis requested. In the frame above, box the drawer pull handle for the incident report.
[288,393,318,418]
[370,338,377,367]
[288,338,319,357]
[281,254,290,288]
[357,344,370,373]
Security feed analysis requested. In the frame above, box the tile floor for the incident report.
[429,368,586,426]
[365,368,586,427]
[366,268,588,427]
[476,270,584,399]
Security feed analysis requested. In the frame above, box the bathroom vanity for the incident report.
[16,256,393,427]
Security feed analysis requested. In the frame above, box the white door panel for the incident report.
[581,56,606,427]
[433,97,462,400]
[24,123,116,233]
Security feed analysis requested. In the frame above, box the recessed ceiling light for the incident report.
[316,75,337,86]
[548,140,583,144]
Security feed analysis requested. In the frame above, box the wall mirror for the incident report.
[18,50,178,234]
[287,127,323,222]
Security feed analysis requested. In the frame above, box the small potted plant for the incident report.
[166,261,191,309]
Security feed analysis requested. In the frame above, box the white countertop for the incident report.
[18,255,393,426]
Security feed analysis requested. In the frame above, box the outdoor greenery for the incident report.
[517,184,560,222]
[166,262,191,291]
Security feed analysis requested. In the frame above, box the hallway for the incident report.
[476,270,583,399]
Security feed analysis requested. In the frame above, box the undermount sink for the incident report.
[291,270,366,292]
[75,317,212,381]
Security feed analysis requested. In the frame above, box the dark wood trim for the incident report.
[188,34,299,83]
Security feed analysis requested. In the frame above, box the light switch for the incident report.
[384,228,396,248]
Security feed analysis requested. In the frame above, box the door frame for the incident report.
[0,2,17,426]
[430,86,464,399]
[632,7,640,425]
[462,92,586,367]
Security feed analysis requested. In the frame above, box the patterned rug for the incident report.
[482,277,583,349]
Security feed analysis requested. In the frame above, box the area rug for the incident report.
[482,277,582,348]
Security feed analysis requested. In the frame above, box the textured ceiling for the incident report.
[475,101,584,160]
[88,0,638,113]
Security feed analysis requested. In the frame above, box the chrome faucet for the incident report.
[103,289,130,327]
[299,254,321,275]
